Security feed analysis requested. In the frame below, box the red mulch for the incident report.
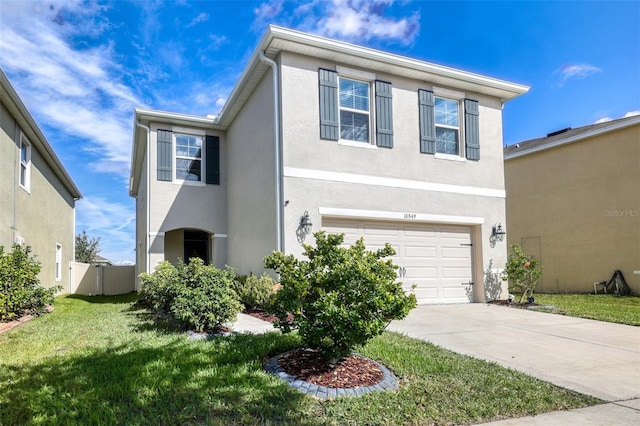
[244,308,385,388]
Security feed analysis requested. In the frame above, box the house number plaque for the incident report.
[403,213,417,219]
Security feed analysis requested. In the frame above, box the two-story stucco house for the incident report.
[0,69,82,292]
[130,26,528,304]
[505,115,640,294]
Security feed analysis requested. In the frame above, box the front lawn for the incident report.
[0,294,599,425]
[534,294,640,326]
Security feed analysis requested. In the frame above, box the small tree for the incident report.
[0,244,59,321]
[75,230,101,263]
[265,232,417,364]
[502,244,543,303]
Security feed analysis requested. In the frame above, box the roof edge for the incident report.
[505,115,640,160]
[0,69,82,200]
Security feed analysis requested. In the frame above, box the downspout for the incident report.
[135,121,151,275]
[258,51,284,252]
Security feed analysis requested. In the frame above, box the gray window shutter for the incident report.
[157,129,172,181]
[205,135,220,185]
[318,68,339,140]
[375,80,393,148]
[418,90,436,154]
[464,99,480,160]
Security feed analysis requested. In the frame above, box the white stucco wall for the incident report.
[226,69,278,275]
[145,124,228,270]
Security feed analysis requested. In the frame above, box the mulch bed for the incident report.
[244,308,385,388]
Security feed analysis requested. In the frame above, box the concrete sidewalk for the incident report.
[388,304,640,425]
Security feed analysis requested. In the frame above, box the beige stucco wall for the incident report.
[133,153,148,286]
[145,124,228,271]
[226,68,278,275]
[0,102,16,247]
[505,124,640,293]
[0,102,76,291]
[278,51,510,302]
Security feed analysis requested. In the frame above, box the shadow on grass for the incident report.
[65,292,139,304]
[0,332,321,425]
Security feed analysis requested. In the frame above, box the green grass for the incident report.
[533,294,640,326]
[0,294,599,425]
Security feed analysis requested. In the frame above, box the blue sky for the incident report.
[1,0,638,264]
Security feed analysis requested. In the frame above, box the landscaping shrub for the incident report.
[233,273,276,310]
[0,244,59,321]
[502,244,544,303]
[139,259,242,332]
[265,231,417,363]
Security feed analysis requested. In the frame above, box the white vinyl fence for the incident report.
[69,262,136,295]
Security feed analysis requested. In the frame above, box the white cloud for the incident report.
[187,12,209,28]
[253,0,419,45]
[594,110,640,124]
[0,5,141,177]
[559,63,602,84]
[316,0,419,45]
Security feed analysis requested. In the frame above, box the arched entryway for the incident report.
[164,228,213,265]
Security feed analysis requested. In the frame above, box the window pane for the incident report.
[176,134,202,159]
[435,97,459,126]
[340,111,369,142]
[339,78,369,112]
[176,159,201,181]
[436,128,459,155]
[21,144,28,163]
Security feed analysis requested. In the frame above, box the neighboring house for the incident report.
[0,69,82,292]
[130,26,528,304]
[504,115,640,294]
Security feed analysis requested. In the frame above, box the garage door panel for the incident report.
[404,267,437,279]
[441,246,471,260]
[442,266,472,279]
[404,245,437,259]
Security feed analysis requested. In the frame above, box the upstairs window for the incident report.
[339,77,370,143]
[19,134,31,191]
[435,97,460,155]
[419,89,479,160]
[319,68,394,148]
[175,133,203,182]
[157,129,220,185]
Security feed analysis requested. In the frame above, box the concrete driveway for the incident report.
[388,304,640,424]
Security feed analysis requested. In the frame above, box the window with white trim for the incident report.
[339,77,370,143]
[19,134,31,191]
[157,129,220,185]
[319,67,394,148]
[55,243,62,282]
[174,133,203,182]
[435,96,461,155]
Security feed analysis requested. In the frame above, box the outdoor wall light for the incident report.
[296,211,313,243]
[491,223,506,242]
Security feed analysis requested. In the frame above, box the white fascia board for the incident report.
[319,207,485,225]
[267,26,529,99]
[505,116,640,160]
[135,108,220,128]
[284,167,506,199]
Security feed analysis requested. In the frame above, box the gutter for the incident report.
[135,121,151,276]
[258,51,284,252]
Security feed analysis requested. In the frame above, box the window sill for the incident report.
[338,140,377,150]
[435,153,466,162]
[18,184,31,194]
[172,180,206,187]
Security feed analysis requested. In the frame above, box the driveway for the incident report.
[388,304,640,402]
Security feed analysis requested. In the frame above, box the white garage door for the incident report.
[322,218,474,304]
